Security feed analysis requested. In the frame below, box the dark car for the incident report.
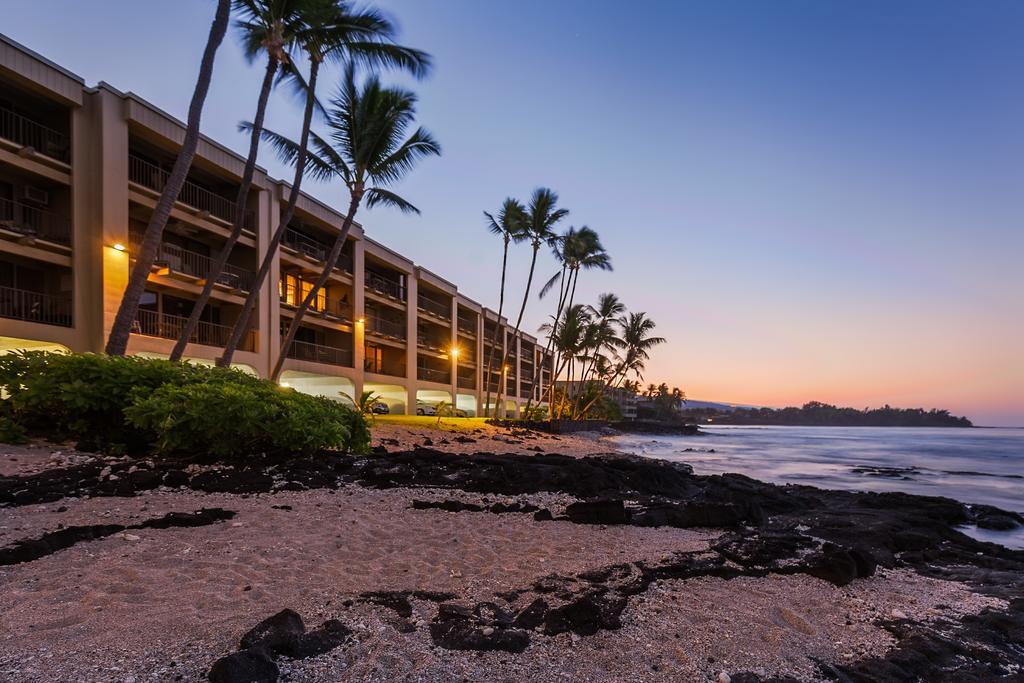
[370,401,390,415]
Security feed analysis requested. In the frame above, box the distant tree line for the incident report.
[679,401,972,427]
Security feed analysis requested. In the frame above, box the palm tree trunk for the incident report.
[219,58,321,368]
[525,266,567,413]
[496,242,539,417]
[482,236,509,417]
[271,195,360,381]
[104,0,231,356]
[170,55,277,361]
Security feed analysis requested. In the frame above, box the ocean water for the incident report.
[614,426,1024,549]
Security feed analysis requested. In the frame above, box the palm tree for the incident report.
[217,0,430,367]
[527,226,610,412]
[494,188,567,415]
[576,311,665,418]
[254,65,439,381]
[340,388,382,422]
[105,0,232,356]
[481,199,527,417]
[169,0,307,361]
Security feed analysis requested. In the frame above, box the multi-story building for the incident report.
[0,34,552,416]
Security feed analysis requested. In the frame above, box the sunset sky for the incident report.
[6,0,1022,425]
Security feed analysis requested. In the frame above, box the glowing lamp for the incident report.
[112,243,127,252]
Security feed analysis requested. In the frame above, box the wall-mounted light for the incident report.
[357,318,365,324]
[111,243,127,252]
[450,347,459,359]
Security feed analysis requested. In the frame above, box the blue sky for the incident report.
[5,0,1022,424]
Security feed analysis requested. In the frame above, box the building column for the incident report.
[475,312,484,416]
[82,87,130,352]
[259,186,279,378]
[450,296,459,407]
[352,239,366,391]
[405,274,418,414]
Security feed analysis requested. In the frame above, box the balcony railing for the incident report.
[128,154,254,230]
[364,359,405,377]
[417,294,450,320]
[366,271,405,301]
[0,106,69,163]
[457,375,476,390]
[134,238,255,292]
[133,308,256,352]
[366,314,406,340]
[457,317,477,335]
[0,197,71,246]
[286,339,352,367]
[280,282,351,320]
[417,365,451,383]
[0,285,71,327]
[280,227,354,274]
[416,334,447,353]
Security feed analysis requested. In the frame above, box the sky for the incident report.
[5,1,1022,425]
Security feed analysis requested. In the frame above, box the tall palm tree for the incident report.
[218,1,430,367]
[577,310,665,417]
[528,226,611,412]
[253,65,440,381]
[494,188,566,415]
[481,199,527,417]
[105,0,232,356]
[169,0,308,361]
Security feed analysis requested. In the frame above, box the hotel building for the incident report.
[0,34,552,416]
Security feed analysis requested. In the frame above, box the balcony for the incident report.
[0,197,71,246]
[366,271,405,301]
[135,239,255,292]
[281,227,353,273]
[0,106,69,163]
[128,154,254,230]
[0,285,71,327]
[457,374,476,390]
[417,365,451,384]
[280,282,351,321]
[457,316,477,335]
[416,334,447,353]
[286,339,352,367]
[365,314,406,341]
[133,308,256,352]
[417,294,450,320]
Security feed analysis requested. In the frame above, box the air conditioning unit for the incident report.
[23,186,49,206]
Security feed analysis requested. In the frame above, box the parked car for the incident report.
[370,401,390,415]
[416,402,437,416]
[437,405,468,418]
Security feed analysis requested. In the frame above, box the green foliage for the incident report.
[340,389,382,423]
[127,381,370,458]
[0,416,28,444]
[0,351,369,456]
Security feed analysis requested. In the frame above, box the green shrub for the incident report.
[0,415,28,444]
[126,381,369,458]
[0,351,368,457]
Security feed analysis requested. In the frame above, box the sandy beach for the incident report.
[1,429,1022,682]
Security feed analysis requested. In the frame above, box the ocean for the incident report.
[614,425,1024,549]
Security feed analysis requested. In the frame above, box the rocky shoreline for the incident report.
[1,440,1022,682]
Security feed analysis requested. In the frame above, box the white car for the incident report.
[416,403,437,416]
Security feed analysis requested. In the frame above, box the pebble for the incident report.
[122,533,141,542]
[717,673,731,683]
[891,609,907,620]
[481,627,494,636]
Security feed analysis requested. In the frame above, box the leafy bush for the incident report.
[0,415,28,444]
[126,381,370,458]
[0,351,369,456]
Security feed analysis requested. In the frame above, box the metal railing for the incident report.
[133,308,256,352]
[457,317,477,335]
[279,282,350,320]
[286,339,352,367]
[0,106,70,163]
[416,334,446,352]
[366,314,406,340]
[0,285,72,327]
[280,227,354,274]
[134,238,255,292]
[417,365,451,383]
[128,154,254,230]
[457,375,476,390]
[0,197,71,245]
[366,271,404,300]
[417,294,451,320]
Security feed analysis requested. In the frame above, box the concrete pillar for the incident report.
[260,186,279,378]
[475,311,484,416]
[352,239,366,380]
[405,274,418,413]
[88,87,130,351]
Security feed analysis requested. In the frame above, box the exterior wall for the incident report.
[0,35,552,415]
